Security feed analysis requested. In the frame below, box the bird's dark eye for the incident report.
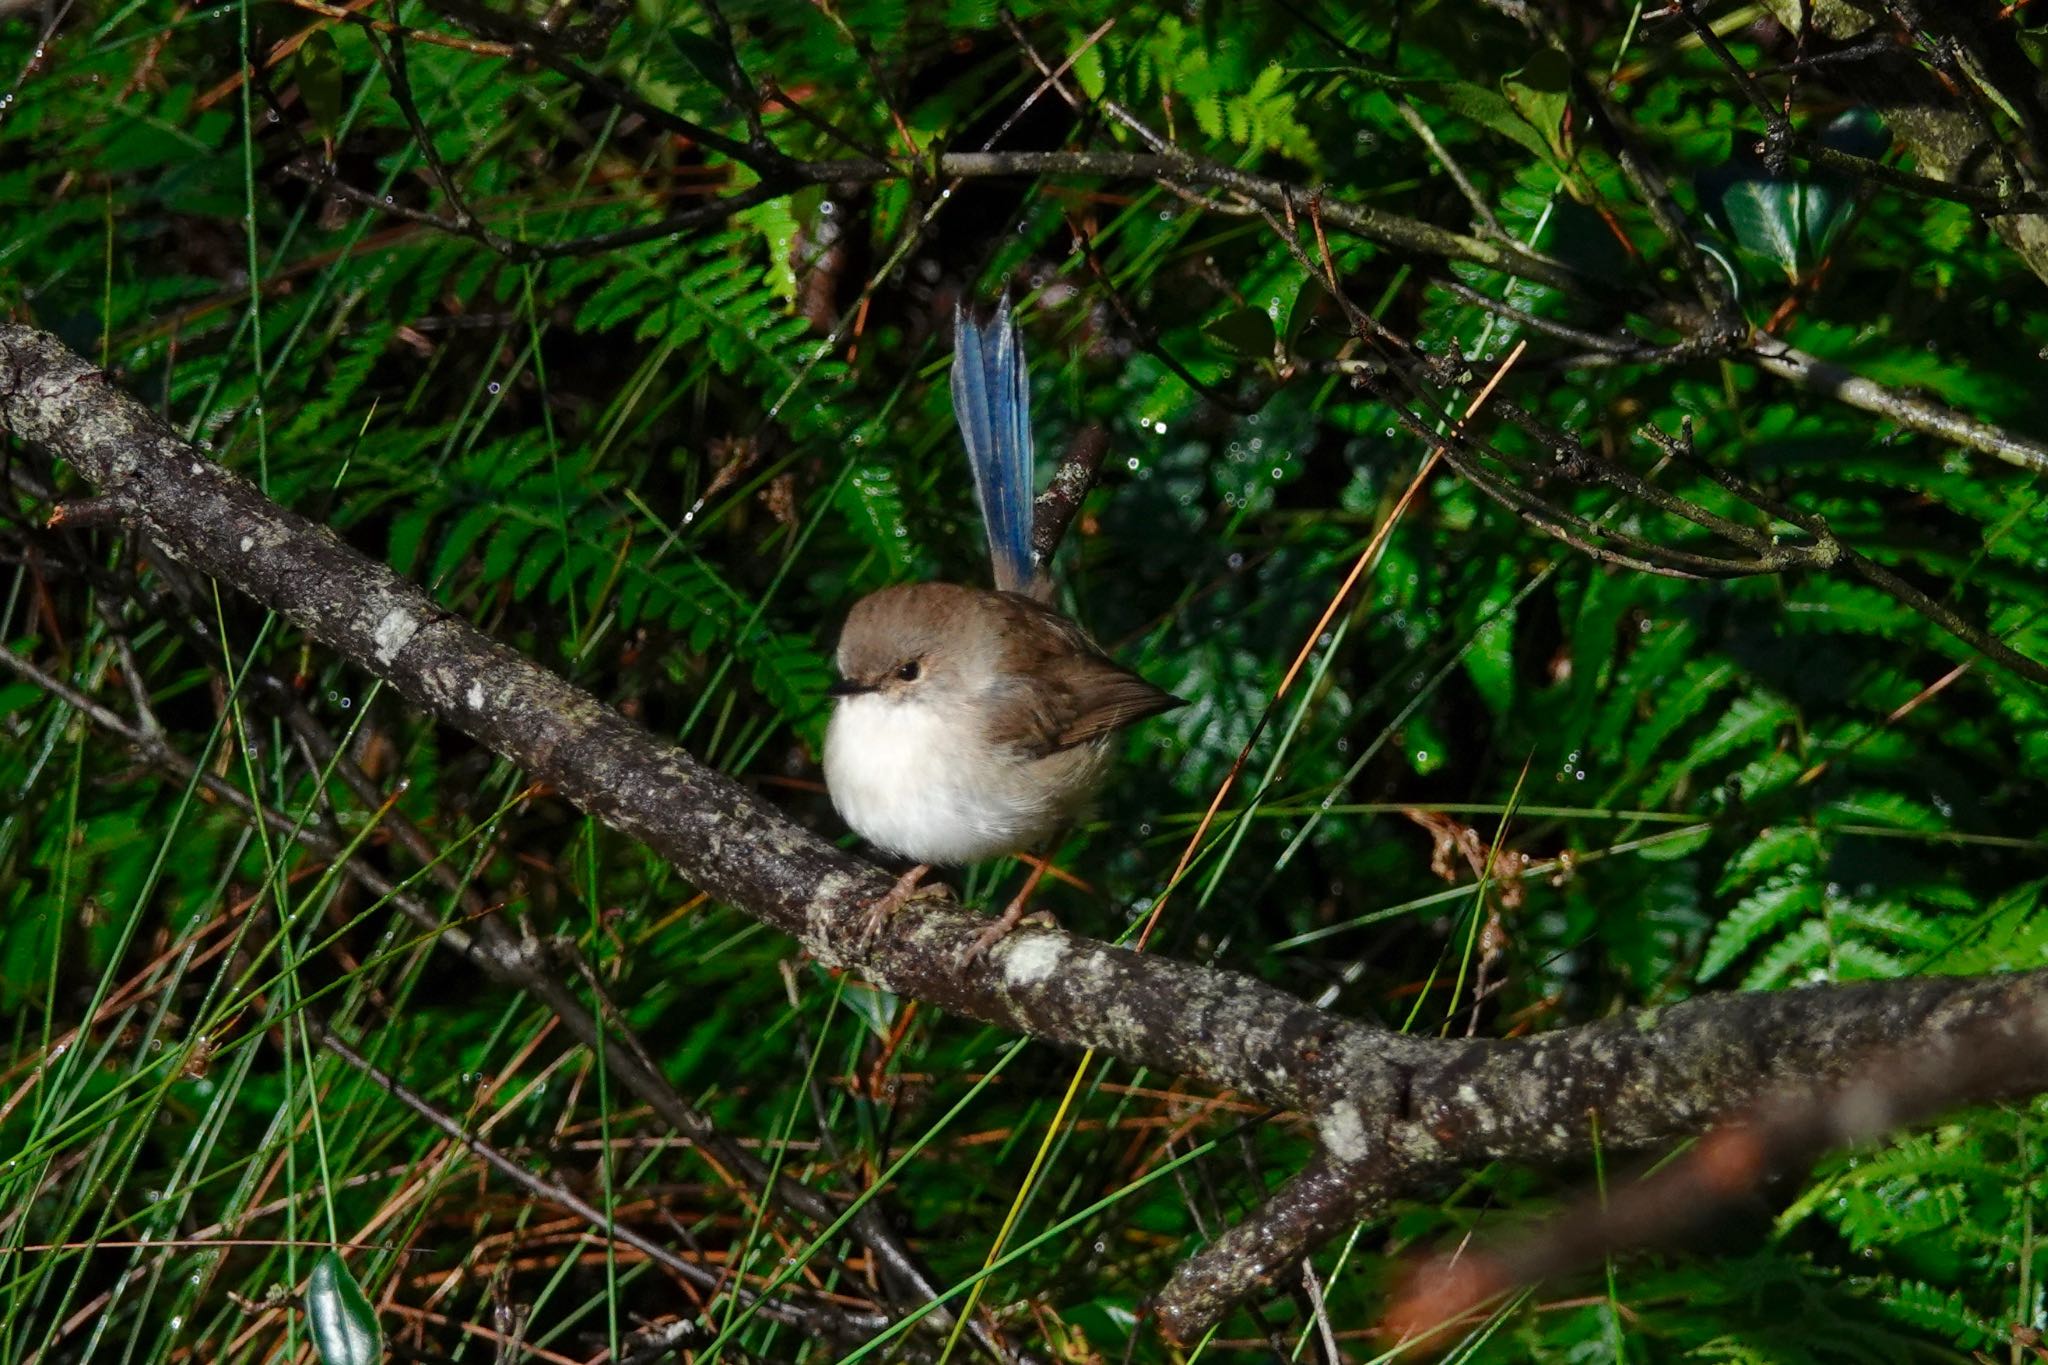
[895,660,922,682]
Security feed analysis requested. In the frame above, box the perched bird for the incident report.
[824,299,1183,959]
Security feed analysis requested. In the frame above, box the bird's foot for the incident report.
[858,864,950,949]
[959,897,1059,968]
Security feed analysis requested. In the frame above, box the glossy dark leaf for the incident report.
[1697,109,1888,282]
[670,28,747,103]
[306,1251,380,1365]
[1279,275,1320,352]
[1202,306,1276,359]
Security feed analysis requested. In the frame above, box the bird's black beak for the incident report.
[826,679,874,698]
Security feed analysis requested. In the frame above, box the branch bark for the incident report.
[1383,995,2048,1344]
[5,323,2045,1341]
[1748,340,2048,473]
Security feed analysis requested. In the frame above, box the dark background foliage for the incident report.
[1,0,2046,1360]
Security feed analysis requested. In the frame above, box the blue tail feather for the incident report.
[951,297,1037,594]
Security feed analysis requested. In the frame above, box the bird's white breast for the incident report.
[824,693,1097,864]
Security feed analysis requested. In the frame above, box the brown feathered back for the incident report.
[979,592,1184,755]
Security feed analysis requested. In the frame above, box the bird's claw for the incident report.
[958,905,1058,968]
[856,864,950,950]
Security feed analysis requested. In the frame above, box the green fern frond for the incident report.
[1867,1279,2000,1349]
[1739,915,1831,989]
[1700,877,1820,982]
[1718,825,1822,893]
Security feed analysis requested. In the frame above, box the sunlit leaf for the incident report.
[1502,47,1572,162]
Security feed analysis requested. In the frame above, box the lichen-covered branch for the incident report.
[1380,990,2048,1345]
[1750,341,2048,474]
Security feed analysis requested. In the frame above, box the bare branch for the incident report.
[1748,340,2048,474]
[1030,421,1108,574]
[1381,995,2048,1348]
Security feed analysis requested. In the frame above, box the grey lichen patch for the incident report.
[749,820,815,861]
[547,692,609,740]
[1511,1067,1553,1121]
[1319,1104,1373,1163]
[370,604,422,665]
[1392,1124,1448,1165]
[802,872,863,961]
[1100,1001,1149,1053]
[997,933,1068,988]
[416,665,463,706]
[241,518,290,553]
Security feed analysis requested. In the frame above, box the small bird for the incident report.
[824,298,1183,960]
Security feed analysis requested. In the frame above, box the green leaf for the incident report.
[1073,43,1106,101]
[1875,1279,2000,1349]
[1783,581,1914,636]
[831,962,900,1038]
[1463,585,1517,718]
[294,30,346,138]
[669,27,745,103]
[306,1251,380,1365]
[1712,176,1840,280]
[1279,275,1320,352]
[1636,823,1712,861]
[739,197,800,303]
[428,503,500,589]
[1838,899,1944,954]
[1698,109,1886,282]
[1404,711,1449,775]
[1202,306,1277,360]
[387,506,434,576]
[1501,47,1572,162]
[0,682,42,719]
[1619,656,1734,775]
[2017,27,2048,73]
[1345,69,1555,164]
[1740,914,1830,989]
[1822,789,1944,832]
[1642,689,1793,806]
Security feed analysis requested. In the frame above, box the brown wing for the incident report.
[982,594,1184,757]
